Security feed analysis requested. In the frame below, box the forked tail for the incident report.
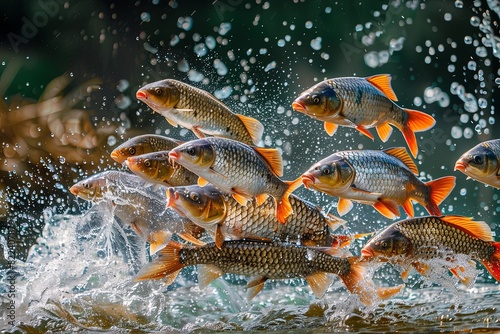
[339,257,404,305]
[399,109,436,158]
[481,241,500,282]
[424,176,456,216]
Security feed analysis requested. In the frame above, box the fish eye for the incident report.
[381,241,388,248]
[187,147,196,156]
[154,88,162,95]
[128,147,136,155]
[83,183,90,189]
[473,155,483,164]
[144,159,151,167]
[320,165,331,175]
[189,192,200,202]
[312,95,320,104]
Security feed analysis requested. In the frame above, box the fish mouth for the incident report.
[361,248,374,258]
[165,188,178,208]
[301,174,316,188]
[454,160,467,173]
[110,150,122,163]
[168,150,180,165]
[292,100,306,112]
[69,185,79,196]
[136,90,148,101]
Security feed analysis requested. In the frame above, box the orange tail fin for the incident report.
[482,242,500,282]
[400,109,436,158]
[135,240,186,284]
[424,176,456,216]
[339,257,404,305]
[276,177,303,224]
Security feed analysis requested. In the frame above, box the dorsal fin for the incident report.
[366,74,398,101]
[236,114,264,145]
[383,147,419,175]
[440,215,493,241]
[254,147,283,177]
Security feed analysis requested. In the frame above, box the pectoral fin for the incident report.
[148,230,172,255]
[197,264,223,289]
[324,122,338,136]
[246,276,267,300]
[214,224,225,249]
[375,122,393,142]
[197,176,209,187]
[355,125,375,140]
[337,198,354,216]
[373,199,400,219]
[305,272,331,299]
[166,118,178,127]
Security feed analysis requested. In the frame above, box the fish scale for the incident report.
[395,217,494,260]
[331,77,405,126]
[177,240,352,279]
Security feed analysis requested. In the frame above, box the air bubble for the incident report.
[451,126,463,139]
[219,22,232,35]
[464,36,473,44]
[214,86,232,99]
[205,36,216,49]
[194,43,207,57]
[305,21,313,29]
[310,37,322,50]
[470,16,480,27]
[455,0,463,8]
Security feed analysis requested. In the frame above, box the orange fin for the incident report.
[330,235,353,249]
[440,215,493,241]
[377,284,405,300]
[305,272,332,299]
[255,193,269,206]
[373,199,400,219]
[400,265,412,282]
[324,122,338,136]
[412,261,430,276]
[177,232,207,246]
[424,176,456,215]
[401,108,436,158]
[197,176,209,187]
[254,147,283,177]
[337,198,354,216]
[191,125,206,139]
[449,262,476,287]
[197,264,223,289]
[276,177,303,224]
[214,224,225,249]
[236,114,264,145]
[366,74,398,101]
[246,276,267,300]
[481,242,500,282]
[325,213,346,232]
[232,192,250,206]
[375,122,393,142]
[148,230,172,255]
[166,118,178,128]
[136,240,185,281]
[355,125,374,140]
[383,147,419,175]
[402,199,414,217]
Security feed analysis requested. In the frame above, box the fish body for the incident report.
[137,239,403,304]
[110,134,183,164]
[455,139,500,189]
[292,75,435,157]
[166,184,345,247]
[302,147,455,218]
[136,79,264,145]
[69,171,202,254]
[168,137,302,223]
[126,150,198,187]
[361,215,500,284]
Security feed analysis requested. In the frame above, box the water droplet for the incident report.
[59,156,66,164]
[205,36,216,49]
[476,46,487,57]
[277,39,285,47]
[475,124,482,134]
[140,12,151,22]
[464,36,473,44]
[478,98,488,108]
[214,86,233,99]
[264,61,277,72]
[463,127,474,139]
[188,69,204,82]
[114,95,131,109]
[310,37,322,50]
[116,79,129,92]
[325,6,332,13]
[213,59,228,76]
[460,188,467,196]
[470,16,480,27]
[219,22,232,35]
[364,51,379,68]
[107,136,117,146]
[444,13,452,21]
[177,16,193,31]
[460,114,470,123]
[194,43,207,57]
[455,0,463,8]
[177,59,190,72]
[467,60,477,71]
[305,21,313,29]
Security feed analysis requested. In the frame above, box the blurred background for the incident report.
[0,0,498,262]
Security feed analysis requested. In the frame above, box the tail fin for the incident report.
[339,257,404,305]
[136,240,186,284]
[276,177,303,224]
[400,109,436,158]
[424,176,456,216]
[482,241,500,282]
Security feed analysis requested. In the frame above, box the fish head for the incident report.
[166,185,226,226]
[136,79,181,111]
[127,152,168,181]
[361,227,411,260]
[169,139,215,172]
[455,143,498,183]
[111,139,151,164]
[292,82,342,119]
[70,175,108,202]
[302,156,354,195]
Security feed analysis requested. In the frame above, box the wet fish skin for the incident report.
[301,148,455,219]
[69,170,199,254]
[136,79,264,146]
[292,75,435,158]
[110,134,183,164]
[137,239,404,304]
[126,150,199,187]
[166,184,345,247]
[361,215,500,284]
[168,137,302,223]
[455,139,500,189]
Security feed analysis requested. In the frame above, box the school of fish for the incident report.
[70,75,500,306]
